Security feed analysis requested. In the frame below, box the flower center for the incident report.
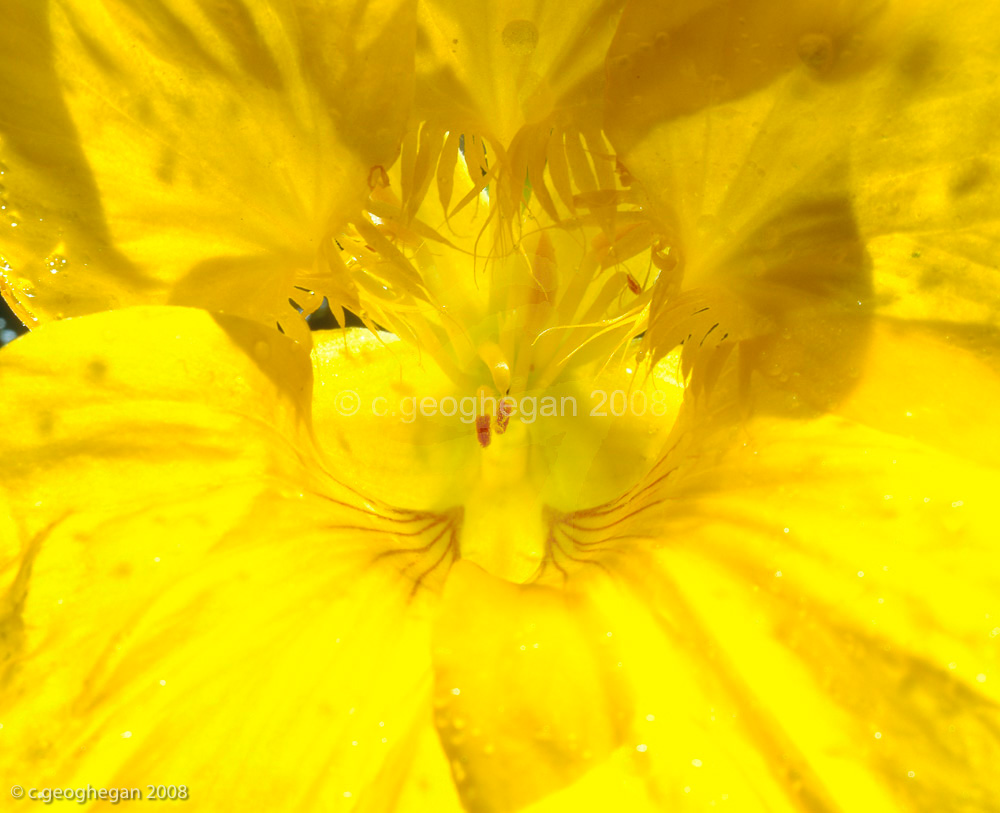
[314,126,689,583]
[313,327,685,585]
[316,126,682,582]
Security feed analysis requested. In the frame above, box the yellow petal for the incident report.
[849,1,1000,327]
[606,0,1000,374]
[415,0,622,144]
[431,561,632,811]
[601,2,890,374]
[0,307,443,808]
[0,0,415,333]
[605,0,887,151]
[525,320,1000,808]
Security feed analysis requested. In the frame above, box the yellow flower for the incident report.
[2,1,1000,810]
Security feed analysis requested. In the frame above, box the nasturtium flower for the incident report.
[2,0,999,810]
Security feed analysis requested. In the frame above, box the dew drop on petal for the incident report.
[798,33,836,73]
[45,254,69,274]
[502,20,539,57]
[14,277,35,298]
[253,339,271,361]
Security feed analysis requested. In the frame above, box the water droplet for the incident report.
[45,254,68,274]
[501,20,539,57]
[451,759,467,784]
[798,34,835,73]
[15,277,35,297]
[253,339,271,361]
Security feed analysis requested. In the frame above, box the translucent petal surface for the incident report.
[0,0,415,335]
[604,1,885,375]
[415,0,623,143]
[848,1,1000,326]
[605,0,886,149]
[605,0,1000,354]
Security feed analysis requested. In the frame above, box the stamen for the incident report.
[496,397,513,435]
[367,165,390,190]
[476,415,491,448]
